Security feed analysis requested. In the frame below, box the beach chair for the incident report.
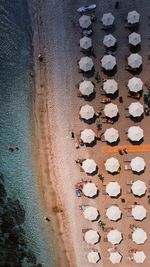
[126,211,132,217]
[126,188,132,194]
[102,189,108,195]
[124,157,132,162]
[124,105,129,110]
[128,234,132,239]
[126,180,134,185]
[125,165,131,170]
[125,112,130,118]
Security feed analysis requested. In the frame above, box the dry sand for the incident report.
[30,0,150,266]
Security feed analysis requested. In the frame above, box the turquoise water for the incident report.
[0,1,54,266]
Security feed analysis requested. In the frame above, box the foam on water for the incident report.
[0,1,54,266]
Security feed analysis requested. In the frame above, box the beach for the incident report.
[32,0,150,266]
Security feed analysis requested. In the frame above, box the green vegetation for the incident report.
[0,173,42,267]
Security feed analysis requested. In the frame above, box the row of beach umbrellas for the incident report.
[87,250,146,264]
[81,156,146,174]
[80,102,144,120]
[78,77,143,97]
[80,126,144,143]
[83,204,147,222]
[84,227,147,245]
[80,32,141,50]
[82,180,147,198]
[79,11,140,29]
[78,53,142,72]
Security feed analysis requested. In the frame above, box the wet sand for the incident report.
[31,0,150,266]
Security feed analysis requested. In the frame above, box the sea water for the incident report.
[0,1,54,266]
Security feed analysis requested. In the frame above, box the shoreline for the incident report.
[29,0,76,266]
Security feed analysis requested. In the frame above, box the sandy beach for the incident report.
[31,0,150,266]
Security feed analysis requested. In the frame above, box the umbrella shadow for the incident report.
[130,44,141,53]
[102,66,117,77]
[132,169,145,175]
[91,213,100,222]
[127,65,143,75]
[90,189,100,199]
[130,114,144,122]
[82,67,95,78]
[107,138,120,147]
[86,166,99,176]
[85,139,97,147]
[128,138,144,145]
[110,191,122,199]
[106,90,119,100]
[84,91,96,102]
[81,115,97,125]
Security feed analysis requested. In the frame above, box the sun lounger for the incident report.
[75,189,81,197]
[101,136,106,142]
[124,105,129,110]
[125,112,130,118]
[128,234,132,239]
[125,165,131,170]
[126,180,134,185]
[124,158,132,162]
[103,227,113,232]
[126,211,132,217]
[82,228,91,233]
[126,188,132,194]
[102,189,108,195]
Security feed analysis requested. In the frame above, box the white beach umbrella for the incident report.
[129,32,141,46]
[130,157,146,172]
[80,105,95,120]
[101,13,115,26]
[104,128,119,143]
[128,53,142,69]
[83,206,99,221]
[132,205,147,221]
[80,36,92,50]
[127,10,140,24]
[132,228,147,244]
[131,180,147,196]
[128,77,143,93]
[79,80,94,96]
[103,34,116,47]
[84,230,100,244]
[133,251,146,263]
[107,229,122,245]
[109,252,122,264]
[81,129,96,144]
[82,159,97,174]
[103,79,118,94]
[128,126,144,142]
[79,57,94,72]
[87,251,100,263]
[82,182,98,198]
[105,157,120,173]
[104,103,119,118]
[79,15,91,29]
[106,206,122,221]
[128,102,144,117]
[106,182,121,197]
[101,55,116,70]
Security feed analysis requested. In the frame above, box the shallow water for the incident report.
[0,1,54,266]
